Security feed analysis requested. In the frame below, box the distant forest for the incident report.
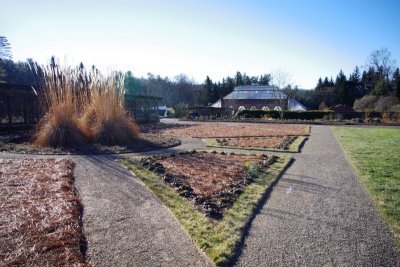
[1,36,399,112]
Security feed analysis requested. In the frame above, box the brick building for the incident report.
[220,85,306,113]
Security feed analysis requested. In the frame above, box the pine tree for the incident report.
[335,70,347,105]
[316,77,323,90]
[393,68,400,98]
[235,71,243,86]
[0,36,12,60]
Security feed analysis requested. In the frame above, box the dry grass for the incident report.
[34,103,90,148]
[33,61,139,147]
[82,75,139,145]
[0,158,89,266]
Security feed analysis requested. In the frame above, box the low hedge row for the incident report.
[236,110,334,120]
[235,110,400,122]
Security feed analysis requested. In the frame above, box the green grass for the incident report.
[120,156,290,265]
[204,136,307,153]
[333,127,400,248]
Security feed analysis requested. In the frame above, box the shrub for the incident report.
[353,95,378,111]
[375,96,399,112]
[391,104,400,112]
[236,110,334,120]
[174,103,189,118]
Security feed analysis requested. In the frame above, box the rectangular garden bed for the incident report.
[0,158,89,266]
[141,123,310,138]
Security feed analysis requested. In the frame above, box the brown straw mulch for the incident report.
[142,123,308,138]
[0,158,89,266]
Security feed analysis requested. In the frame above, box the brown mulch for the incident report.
[158,152,261,196]
[216,136,289,149]
[0,158,89,266]
[142,123,308,138]
[140,151,276,219]
[0,131,180,155]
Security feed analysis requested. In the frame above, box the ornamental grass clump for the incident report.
[34,61,139,148]
[81,72,139,145]
[34,64,90,148]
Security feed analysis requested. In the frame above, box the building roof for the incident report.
[210,99,221,108]
[288,99,307,111]
[223,85,287,100]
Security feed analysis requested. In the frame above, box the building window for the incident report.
[274,106,282,111]
[250,106,257,110]
[238,106,245,111]
[261,106,269,111]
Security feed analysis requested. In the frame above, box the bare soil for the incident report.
[0,131,180,155]
[0,158,89,266]
[141,123,308,138]
[138,151,277,219]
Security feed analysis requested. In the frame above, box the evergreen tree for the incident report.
[392,68,400,98]
[258,74,271,85]
[323,77,330,87]
[335,70,347,105]
[316,77,323,90]
[235,71,243,86]
[0,36,12,60]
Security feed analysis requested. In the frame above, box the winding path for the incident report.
[1,122,399,266]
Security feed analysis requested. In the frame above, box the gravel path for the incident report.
[233,125,400,266]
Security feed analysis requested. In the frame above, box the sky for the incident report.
[1,0,399,88]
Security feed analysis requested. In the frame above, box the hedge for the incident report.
[236,110,334,120]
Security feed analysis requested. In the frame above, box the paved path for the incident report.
[2,122,399,266]
[233,126,400,266]
[73,154,213,266]
[0,153,212,267]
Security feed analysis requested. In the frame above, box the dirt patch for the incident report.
[0,131,180,155]
[142,123,308,138]
[136,151,277,219]
[0,158,89,266]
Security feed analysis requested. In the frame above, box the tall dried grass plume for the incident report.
[33,60,139,148]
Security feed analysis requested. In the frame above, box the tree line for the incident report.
[1,35,399,111]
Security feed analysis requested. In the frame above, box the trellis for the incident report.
[0,84,40,129]
[125,95,162,123]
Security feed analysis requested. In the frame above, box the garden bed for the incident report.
[0,131,180,155]
[121,152,290,265]
[136,151,277,219]
[0,158,89,266]
[141,123,310,138]
[205,136,307,152]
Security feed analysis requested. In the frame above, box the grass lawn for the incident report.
[120,155,290,265]
[333,127,400,248]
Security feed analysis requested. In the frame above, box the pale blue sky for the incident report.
[1,0,399,88]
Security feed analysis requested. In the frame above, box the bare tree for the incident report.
[271,69,293,119]
[367,47,396,81]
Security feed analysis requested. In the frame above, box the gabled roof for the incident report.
[288,99,307,111]
[210,99,221,108]
[223,85,287,100]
